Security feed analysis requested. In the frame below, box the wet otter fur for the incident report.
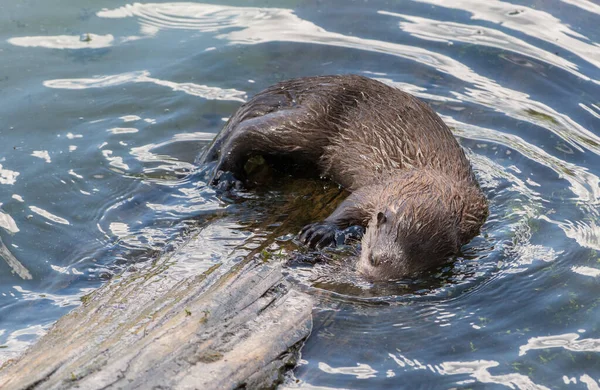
[201,75,488,281]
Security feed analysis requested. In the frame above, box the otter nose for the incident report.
[368,252,381,267]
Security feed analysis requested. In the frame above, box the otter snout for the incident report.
[359,245,404,281]
[367,250,390,267]
[357,208,399,276]
[358,219,407,281]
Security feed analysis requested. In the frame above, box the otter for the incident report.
[200,75,488,281]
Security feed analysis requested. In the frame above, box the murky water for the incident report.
[1,0,600,388]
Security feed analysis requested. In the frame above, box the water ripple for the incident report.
[446,116,600,204]
[549,219,600,252]
[0,165,19,185]
[2,2,599,387]
[572,266,600,278]
[31,150,51,163]
[94,3,600,157]
[8,34,114,49]
[28,206,70,226]
[379,11,596,84]
[318,362,378,379]
[580,103,600,120]
[0,324,52,362]
[44,70,247,102]
[0,209,19,234]
[383,351,555,389]
[0,237,31,280]
[562,0,600,16]
[413,0,600,70]
[519,332,600,356]
[108,127,138,135]
[437,359,551,390]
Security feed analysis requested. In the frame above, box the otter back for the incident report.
[201,75,488,281]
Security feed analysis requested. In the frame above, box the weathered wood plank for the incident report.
[0,220,313,389]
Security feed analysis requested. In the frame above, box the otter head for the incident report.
[357,198,460,281]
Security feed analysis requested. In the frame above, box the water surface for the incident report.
[1,1,600,388]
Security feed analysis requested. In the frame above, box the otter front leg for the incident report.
[299,187,377,249]
[299,223,365,249]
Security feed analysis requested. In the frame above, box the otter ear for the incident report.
[377,211,387,226]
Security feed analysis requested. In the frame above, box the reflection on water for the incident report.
[8,34,115,50]
[380,10,595,83]
[29,206,70,225]
[0,237,31,280]
[437,359,551,389]
[580,103,600,120]
[44,70,247,101]
[93,2,600,178]
[0,324,52,362]
[561,0,600,15]
[572,266,600,278]
[0,165,19,185]
[372,353,554,389]
[318,362,378,379]
[1,0,600,388]
[520,332,600,356]
[412,0,600,70]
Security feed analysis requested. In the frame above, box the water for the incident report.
[1,0,599,388]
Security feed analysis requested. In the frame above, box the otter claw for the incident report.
[299,222,338,249]
[299,223,365,249]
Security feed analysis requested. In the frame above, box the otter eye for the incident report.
[377,211,387,226]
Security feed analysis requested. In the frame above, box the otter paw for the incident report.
[299,222,338,249]
[213,171,244,192]
[334,225,365,246]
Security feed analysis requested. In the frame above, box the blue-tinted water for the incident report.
[1,1,600,388]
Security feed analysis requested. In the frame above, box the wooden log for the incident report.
[0,219,313,389]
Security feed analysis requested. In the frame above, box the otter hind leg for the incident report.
[208,107,322,190]
[213,171,244,192]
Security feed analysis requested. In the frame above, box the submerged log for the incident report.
[0,218,313,389]
[0,176,348,389]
